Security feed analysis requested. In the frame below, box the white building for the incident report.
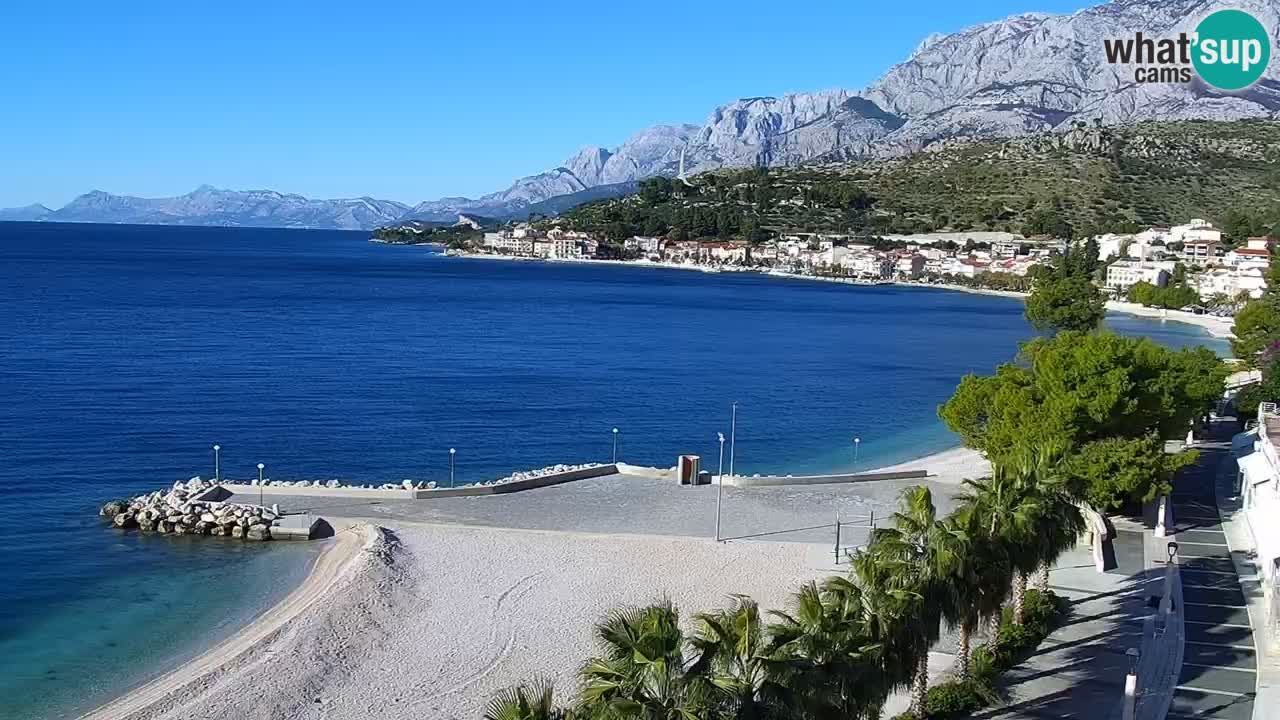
[1232,406,1280,644]
[1105,259,1176,291]
[625,236,662,255]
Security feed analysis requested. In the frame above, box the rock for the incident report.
[210,525,225,536]
[325,479,340,489]
[173,523,188,535]
[156,521,171,534]
[401,480,414,490]
[200,512,216,523]
[231,525,245,538]
[166,514,182,524]
[426,481,437,490]
[246,524,271,541]
[112,512,137,529]
[182,514,199,527]
[260,512,277,523]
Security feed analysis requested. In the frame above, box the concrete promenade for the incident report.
[228,470,963,545]
[971,531,1151,720]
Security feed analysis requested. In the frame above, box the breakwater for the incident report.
[219,462,614,499]
[100,478,281,541]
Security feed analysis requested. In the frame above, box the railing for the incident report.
[1123,547,1184,720]
[1259,403,1280,474]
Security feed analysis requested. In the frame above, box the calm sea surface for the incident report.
[0,222,1229,719]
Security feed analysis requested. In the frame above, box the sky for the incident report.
[0,0,1098,208]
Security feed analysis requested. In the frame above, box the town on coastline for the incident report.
[376,214,1270,318]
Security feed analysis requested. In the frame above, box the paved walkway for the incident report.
[1168,432,1258,720]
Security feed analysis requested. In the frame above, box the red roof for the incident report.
[1234,248,1270,256]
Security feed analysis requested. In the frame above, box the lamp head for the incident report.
[718,432,725,443]
[1167,541,1178,561]
[612,427,618,434]
[213,444,220,451]
[449,447,455,454]
[257,463,264,470]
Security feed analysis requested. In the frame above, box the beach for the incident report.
[447,251,1237,339]
[75,443,984,720]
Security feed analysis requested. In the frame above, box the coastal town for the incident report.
[408,214,1274,314]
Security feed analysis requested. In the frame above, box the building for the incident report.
[625,236,662,255]
[840,252,893,278]
[1227,247,1271,271]
[1182,239,1224,266]
[1105,259,1176,292]
[895,254,927,278]
[700,242,748,264]
[1231,405,1280,642]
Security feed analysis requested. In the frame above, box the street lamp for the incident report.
[716,432,726,542]
[612,427,619,464]
[449,448,456,488]
[257,463,265,507]
[728,401,738,481]
[853,437,861,470]
[213,444,221,484]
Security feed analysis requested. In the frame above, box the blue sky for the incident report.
[0,0,1097,208]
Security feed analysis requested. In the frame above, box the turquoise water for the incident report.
[0,222,1228,719]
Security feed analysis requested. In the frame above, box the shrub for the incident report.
[923,680,992,719]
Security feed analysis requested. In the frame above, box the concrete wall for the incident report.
[217,465,620,501]
[408,464,618,498]
[722,469,928,488]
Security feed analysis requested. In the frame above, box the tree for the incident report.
[856,486,962,716]
[957,457,1046,624]
[689,596,779,719]
[1024,275,1105,333]
[940,331,1227,461]
[1058,435,1196,511]
[578,602,711,719]
[766,578,888,719]
[486,681,570,720]
[946,506,1013,681]
[1232,297,1280,366]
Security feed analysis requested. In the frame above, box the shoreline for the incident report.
[74,443,992,719]
[78,524,374,720]
[444,251,1236,339]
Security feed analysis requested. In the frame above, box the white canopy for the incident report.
[1237,451,1275,487]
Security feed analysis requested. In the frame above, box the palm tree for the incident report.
[765,578,887,719]
[945,504,1014,681]
[485,680,569,720]
[689,596,778,719]
[959,458,1044,624]
[577,601,711,720]
[856,486,963,717]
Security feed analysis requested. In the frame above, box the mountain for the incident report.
[45,186,411,230]
[0,204,52,221]
[404,0,1280,220]
[6,0,1279,229]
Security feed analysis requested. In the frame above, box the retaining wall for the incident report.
[722,469,929,488]
[216,464,620,501]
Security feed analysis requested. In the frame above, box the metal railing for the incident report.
[1123,546,1184,720]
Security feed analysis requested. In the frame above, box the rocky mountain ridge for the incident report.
[7,0,1279,229]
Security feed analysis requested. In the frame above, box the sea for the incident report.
[0,222,1230,719]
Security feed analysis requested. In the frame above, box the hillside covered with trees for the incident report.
[558,120,1280,243]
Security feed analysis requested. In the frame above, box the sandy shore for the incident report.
[866,445,991,485]
[82,523,854,720]
[446,252,1236,340]
[79,448,995,720]
[79,523,377,720]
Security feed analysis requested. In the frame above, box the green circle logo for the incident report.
[1192,9,1271,90]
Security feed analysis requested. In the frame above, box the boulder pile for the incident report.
[99,477,275,541]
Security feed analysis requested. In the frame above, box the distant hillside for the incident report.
[559,120,1280,242]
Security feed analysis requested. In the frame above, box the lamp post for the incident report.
[257,463,265,507]
[213,444,221,484]
[716,432,726,542]
[612,427,619,464]
[853,437,861,470]
[449,448,456,488]
[728,401,738,481]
